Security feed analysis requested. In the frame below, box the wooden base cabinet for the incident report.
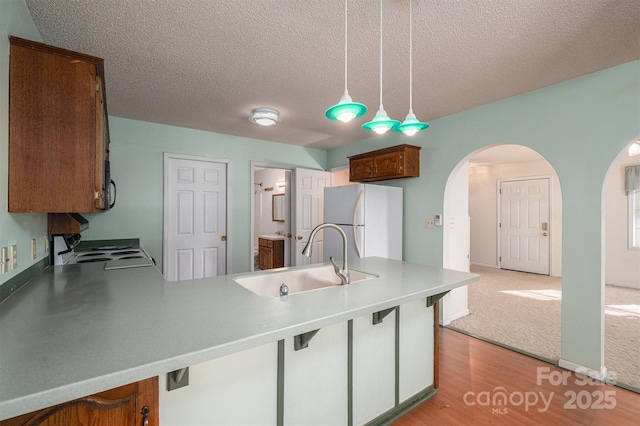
[0,377,158,426]
[258,238,284,270]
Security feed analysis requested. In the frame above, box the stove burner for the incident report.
[77,252,109,257]
[112,250,140,255]
[90,245,133,251]
[77,257,113,263]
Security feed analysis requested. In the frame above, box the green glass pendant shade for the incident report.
[325,92,367,122]
[362,107,400,134]
[394,111,429,136]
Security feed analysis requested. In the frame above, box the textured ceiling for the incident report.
[25,0,640,150]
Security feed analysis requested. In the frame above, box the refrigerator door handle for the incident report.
[353,190,364,258]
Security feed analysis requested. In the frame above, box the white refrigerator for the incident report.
[323,183,402,262]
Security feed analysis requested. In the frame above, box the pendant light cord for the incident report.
[408,0,413,113]
[344,0,349,94]
[378,0,383,107]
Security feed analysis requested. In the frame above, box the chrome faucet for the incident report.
[302,223,350,285]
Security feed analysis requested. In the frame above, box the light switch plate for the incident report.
[425,218,435,229]
[10,245,17,270]
[0,247,7,274]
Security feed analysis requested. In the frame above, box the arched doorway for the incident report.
[442,144,564,363]
[603,137,640,391]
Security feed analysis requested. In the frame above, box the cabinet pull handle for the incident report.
[141,405,149,426]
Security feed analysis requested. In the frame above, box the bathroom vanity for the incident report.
[258,235,285,269]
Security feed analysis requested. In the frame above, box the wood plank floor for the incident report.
[394,328,639,425]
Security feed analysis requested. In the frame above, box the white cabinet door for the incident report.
[352,313,396,425]
[284,322,348,425]
[159,342,278,425]
[399,299,434,402]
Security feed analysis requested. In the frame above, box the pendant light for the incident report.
[394,0,429,136]
[325,0,367,123]
[362,0,399,134]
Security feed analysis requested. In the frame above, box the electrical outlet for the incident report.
[0,247,7,274]
[10,245,17,270]
[31,239,37,260]
[425,218,435,229]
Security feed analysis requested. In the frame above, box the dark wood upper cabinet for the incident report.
[8,36,111,213]
[348,144,421,182]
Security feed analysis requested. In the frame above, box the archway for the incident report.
[442,143,564,363]
[602,137,640,391]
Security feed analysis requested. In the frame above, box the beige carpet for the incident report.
[449,266,640,390]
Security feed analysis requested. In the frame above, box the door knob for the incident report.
[542,233,548,237]
[297,236,303,240]
[286,233,292,238]
[221,235,227,241]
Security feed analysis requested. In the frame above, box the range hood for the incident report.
[48,213,89,235]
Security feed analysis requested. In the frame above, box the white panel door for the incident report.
[499,178,550,275]
[293,168,331,266]
[164,154,227,281]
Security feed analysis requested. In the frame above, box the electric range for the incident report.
[52,235,154,269]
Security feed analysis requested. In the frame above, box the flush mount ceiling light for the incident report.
[394,0,429,136]
[325,0,367,123]
[363,0,399,135]
[250,108,279,126]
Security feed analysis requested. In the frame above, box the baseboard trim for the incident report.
[446,326,557,365]
[470,262,498,269]
[558,359,607,382]
[366,386,436,426]
[441,309,470,326]
[605,281,640,290]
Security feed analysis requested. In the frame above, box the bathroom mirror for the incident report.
[272,193,285,222]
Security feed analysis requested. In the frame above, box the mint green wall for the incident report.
[82,117,326,273]
[327,60,640,373]
[0,0,47,286]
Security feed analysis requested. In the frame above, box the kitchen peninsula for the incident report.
[0,257,478,425]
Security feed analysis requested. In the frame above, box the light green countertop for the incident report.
[0,257,478,420]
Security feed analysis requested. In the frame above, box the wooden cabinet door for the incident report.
[1,377,158,426]
[348,145,420,182]
[349,157,374,181]
[272,240,284,268]
[259,246,273,269]
[373,151,403,179]
[8,36,109,213]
